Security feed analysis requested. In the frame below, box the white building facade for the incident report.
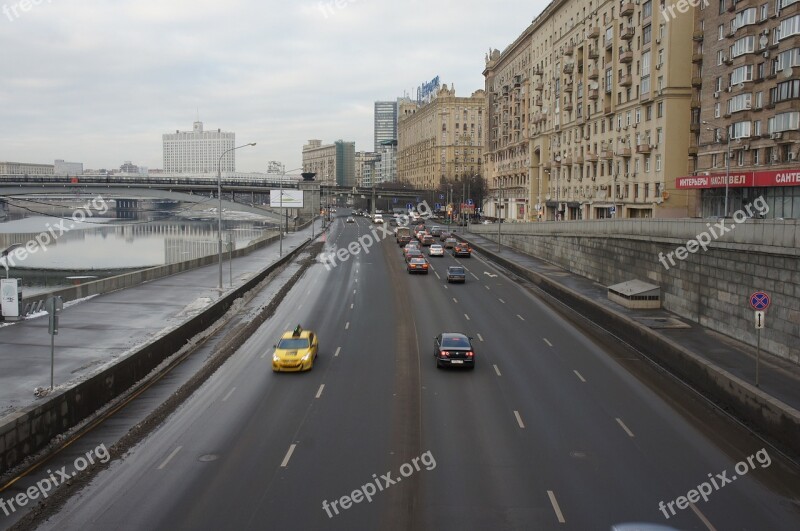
[163,121,236,174]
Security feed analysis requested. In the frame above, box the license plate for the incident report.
[450,360,463,364]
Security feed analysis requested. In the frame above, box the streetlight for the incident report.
[703,120,732,217]
[1,243,23,279]
[217,142,256,291]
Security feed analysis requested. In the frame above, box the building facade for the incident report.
[397,84,486,190]
[355,151,381,187]
[54,159,83,176]
[485,0,697,221]
[374,101,398,151]
[302,139,356,187]
[377,139,398,184]
[162,121,236,174]
[0,162,54,175]
[678,0,800,218]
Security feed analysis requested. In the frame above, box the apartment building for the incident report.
[302,139,355,187]
[355,151,381,187]
[681,0,800,218]
[0,162,54,175]
[485,0,696,220]
[397,84,485,190]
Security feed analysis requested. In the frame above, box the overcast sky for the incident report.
[1,0,546,173]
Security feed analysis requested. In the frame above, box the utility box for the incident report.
[608,279,661,309]
[0,278,23,321]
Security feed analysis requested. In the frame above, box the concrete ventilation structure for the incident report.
[607,279,661,309]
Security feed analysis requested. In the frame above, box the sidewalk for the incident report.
[0,220,324,416]
[461,231,800,413]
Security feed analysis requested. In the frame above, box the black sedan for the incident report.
[433,333,475,369]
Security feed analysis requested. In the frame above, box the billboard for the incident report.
[270,190,304,208]
[417,75,440,104]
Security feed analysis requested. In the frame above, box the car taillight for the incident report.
[466,351,474,357]
[441,351,449,357]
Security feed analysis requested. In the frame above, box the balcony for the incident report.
[691,76,702,87]
[588,48,599,60]
[605,38,614,51]
[692,53,703,63]
[588,67,599,79]
[589,88,599,99]
[690,123,700,132]
[564,82,573,93]
[621,27,635,41]
[620,50,633,63]
[693,30,704,41]
[604,104,613,115]
[621,2,634,16]
[564,101,573,111]
[586,152,598,161]
[564,45,574,56]
[575,155,584,164]
[600,149,614,159]
[691,97,701,108]
[688,145,698,155]
[563,62,574,74]
[588,27,600,39]
[619,148,632,157]
[535,96,543,106]
[535,82,544,91]
[620,75,632,87]
[636,144,652,154]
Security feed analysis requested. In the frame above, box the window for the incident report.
[760,3,768,20]
[718,24,725,40]
[635,107,641,123]
[645,156,651,172]
[733,8,757,31]
[731,36,755,58]
[772,80,800,103]
[643,24,652,45]
[737,150,745,166]
[776,48,800,71]
[717,50,724,65]
[753,120,761,136]
[605,68,613,92]
[641,52,651,94]
[643,0,652,18]
[715,102,722,118]
[728,93,752,112]
[729,121,752,139]
[657,127,663,144]
[715,77,723,92]
[768,111,800,132]
[779,15,800,40]
[657,101,663,117]
[731,64,754,84]
[712,153,719,167]
[755,91,763,108]
[655,155,662,171]
[646,105,652,120]
[753,148,760,165]
[719,0,726,15]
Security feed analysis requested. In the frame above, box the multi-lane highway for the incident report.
[30,211,800,530]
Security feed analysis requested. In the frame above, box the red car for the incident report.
[407,257,430,274]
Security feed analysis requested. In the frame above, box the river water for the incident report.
[0,196,278,296]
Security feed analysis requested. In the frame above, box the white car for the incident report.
[373,214,384,224]
[428,244,444,256]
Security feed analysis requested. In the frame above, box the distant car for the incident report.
[440,231,452,241]
[433,333,475,369]
[272,326,319,372]
[446,265,466,283]
[405,249,424,263]
[429,226,443,236]
[428,244,444,257]
[407,257,430,274]
[346,216,355,223]
[403,243,421,257]
[373,214,384,224]
[421,234,435,246]
[444,237,457,249]
[453,243,472,257]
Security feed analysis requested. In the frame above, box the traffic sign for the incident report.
[439,194,445,200]
[755,310,765,329]
[406,202,413,210]
[393,197,397,204]
[609,206,616,214]
[435,203,441,210]
[467,199,474,206]
[750,291,770,311]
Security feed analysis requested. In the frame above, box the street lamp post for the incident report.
[1,243,23,279]
[703,120,732,216]
[217,142,256,291]
[278,167,305,256]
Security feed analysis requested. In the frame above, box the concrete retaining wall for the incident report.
[461,235,800,458]
[470,220,800,363]
[0,239,309,476]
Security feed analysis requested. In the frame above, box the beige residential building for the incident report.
[355,151,381,187]
[398,85,485,191]
[301,139,356,187]
[484,0,696,220]
[0,162,54,175]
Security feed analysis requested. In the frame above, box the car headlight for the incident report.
[273,354,280,362]
[301,352,311,361]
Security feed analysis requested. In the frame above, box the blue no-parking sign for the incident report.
[750,291,770,311]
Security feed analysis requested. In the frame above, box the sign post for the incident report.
[749,291,770,387]
[45,296,63,390]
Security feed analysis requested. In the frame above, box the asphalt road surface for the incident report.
[31,211,800,531]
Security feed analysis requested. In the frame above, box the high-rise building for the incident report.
[484,0,696,221]
[376,139,398,184]
[302,139,356,187]
[162,121,235,174]
[374,101,398,151]
[679,0,800,218]
[398,84,485,190]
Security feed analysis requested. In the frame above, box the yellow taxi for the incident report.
[272,325,319,372]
